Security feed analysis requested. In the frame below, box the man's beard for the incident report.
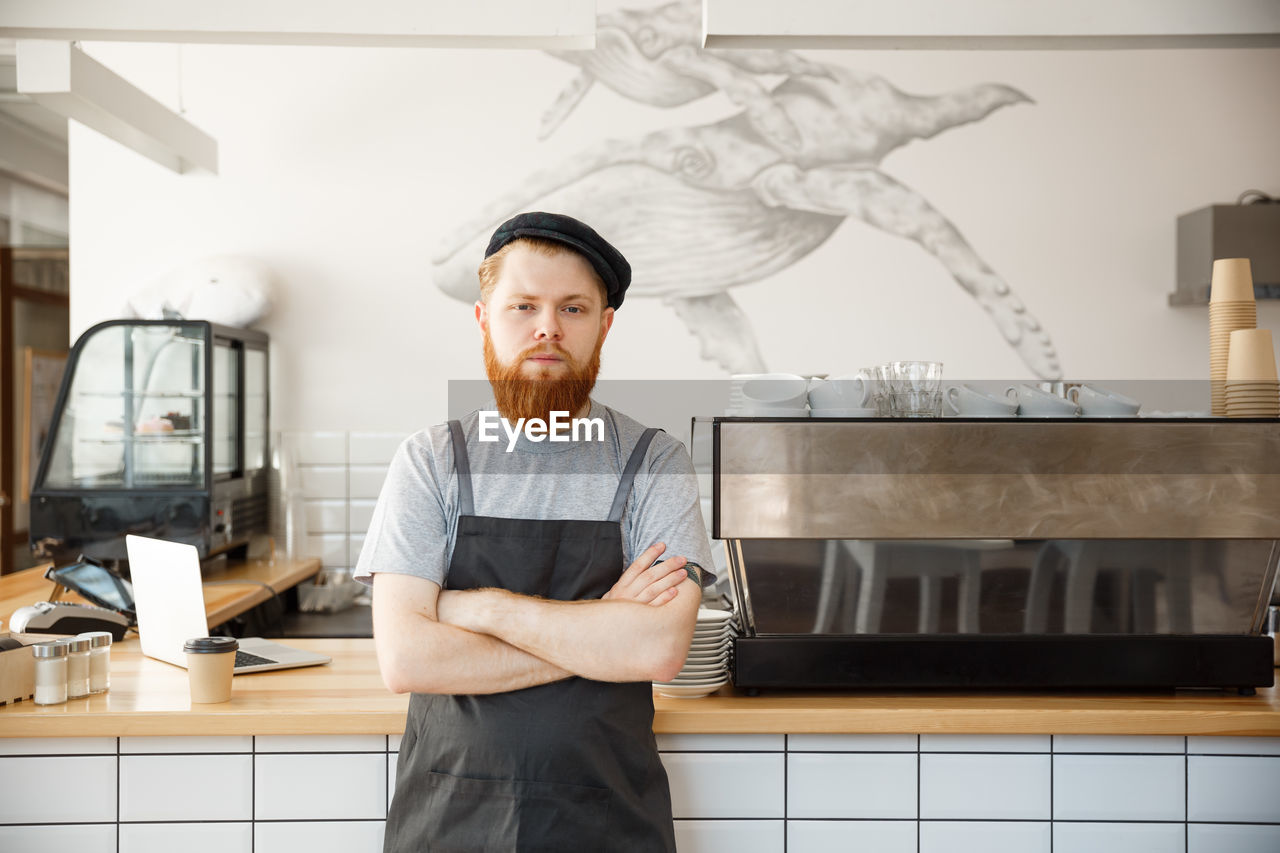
[483,333,602,424]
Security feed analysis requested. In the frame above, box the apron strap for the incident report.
[448,420,475,517]
[607,427,660,523]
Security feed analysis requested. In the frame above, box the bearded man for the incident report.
[356,212,714,852]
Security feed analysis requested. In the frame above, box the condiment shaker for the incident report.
[77,631,113,693]
[32,640,69,705]
[66,636,92,698]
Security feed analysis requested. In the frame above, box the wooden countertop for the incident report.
[0,557,321,630]
[1,640,1277,738]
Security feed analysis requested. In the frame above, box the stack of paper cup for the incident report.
[1225,329,1279,417]
[1210,258,1257,416]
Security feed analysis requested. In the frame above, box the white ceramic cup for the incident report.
[808,376,871,410]
[1068,384,1141,417]
[945,384,1018,416]
[735,373,809,409]
[1009,384,1080,417]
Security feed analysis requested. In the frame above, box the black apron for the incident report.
[384,421,676,853]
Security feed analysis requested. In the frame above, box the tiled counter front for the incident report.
[3,733,1278,852]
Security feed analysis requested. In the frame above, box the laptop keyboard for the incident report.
[234,650,277,668]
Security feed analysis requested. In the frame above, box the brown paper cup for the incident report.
[1226,329,1278,381]
[184,637,237,703]
[1210,259,1255,303]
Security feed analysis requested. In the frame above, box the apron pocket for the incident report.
[424,770,611,851]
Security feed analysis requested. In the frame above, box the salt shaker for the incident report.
[32,640,69,705]
[66,636,91,698]
[77,631,113,694]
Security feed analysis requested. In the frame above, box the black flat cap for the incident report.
[485,211,631,310]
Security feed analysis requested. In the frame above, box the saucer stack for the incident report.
[653,608,737,699]
[726,374,809,417]
[1225,328,1279,418]
[1210,259,1256,416]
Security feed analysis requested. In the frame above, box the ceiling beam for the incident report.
[0,0,597,49]
[703,0,1280,49]
[17,40,216,175]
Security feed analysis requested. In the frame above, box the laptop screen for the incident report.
[124,535,211,668]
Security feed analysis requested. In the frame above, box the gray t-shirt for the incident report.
[354,400,715,591]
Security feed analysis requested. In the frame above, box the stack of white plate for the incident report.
[653,608,737,699]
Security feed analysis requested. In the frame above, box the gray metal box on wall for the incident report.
[1172,203,1280,305]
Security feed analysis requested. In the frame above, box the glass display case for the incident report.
[697,417,1278,692]
[30,320,269,564]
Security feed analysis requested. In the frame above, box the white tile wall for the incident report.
[673,820,785,853]
[788,753,917,819]
[1188,736,1280,755]
[1,732,1276,848]
[255,753,387,820]
[0,756,116,823]
[1188,823,1280,853]
[256,820,386,853]
[0,823,116,852]
[1054,755,1185,821]
[120,754,253,821]
[919,821,1051,853]
[349,432,405,466]
[787,733,916,752]
[1188,755,1280,822]
[348,466,389,499]
[920,754,1051,820]
[661,753,785,819]
[0,732,115,753]
[1054,821,1186,853]
[305,499,347,533]
[255,734,386,753]
[287,432,347,465]
[656,733,784,751]
[1054,735,1185,753]
[296,465,346,499]
[285,431,409,573]
[119,736,252,753]
[921,733,1050,752]
[349,499,377,532]
[388,750,398,804]
[304,533,348,568]
[120,822,253,853]
[788,820,916,853]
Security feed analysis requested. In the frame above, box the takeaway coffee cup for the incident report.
[183,636,238,703]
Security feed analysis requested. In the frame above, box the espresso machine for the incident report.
[706,418,1277,693]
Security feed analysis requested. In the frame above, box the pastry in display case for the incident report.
[29,320,269,566]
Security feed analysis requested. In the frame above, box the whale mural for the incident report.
[431,0,1061,379]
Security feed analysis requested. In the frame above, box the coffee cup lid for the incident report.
[183,636,239,654]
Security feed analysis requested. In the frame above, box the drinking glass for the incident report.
[887,361,943,417]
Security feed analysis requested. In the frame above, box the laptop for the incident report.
[126,534,331,674]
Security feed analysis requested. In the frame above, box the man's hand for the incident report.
[604,542,691,606]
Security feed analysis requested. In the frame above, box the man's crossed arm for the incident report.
[372,543,702,695]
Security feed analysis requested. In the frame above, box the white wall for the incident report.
[67,9,1280,433]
